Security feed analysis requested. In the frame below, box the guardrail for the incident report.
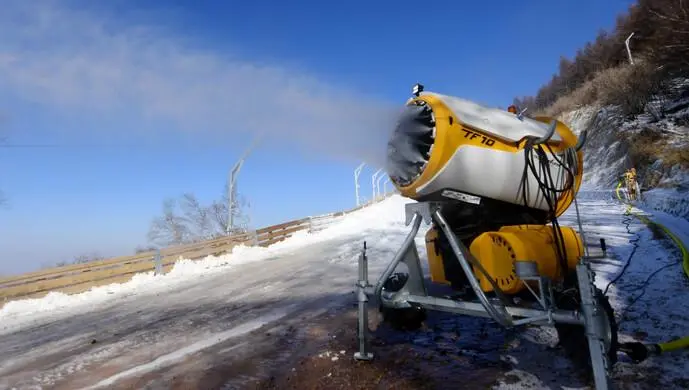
[0,193,394,306]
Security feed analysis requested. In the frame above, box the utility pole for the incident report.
[354,162,366,206]
[625,32,636,65]
[371,168,383,200]
[227,159,244,235]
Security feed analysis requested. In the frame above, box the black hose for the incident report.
[602,212,639,296]
[519,141,574,281]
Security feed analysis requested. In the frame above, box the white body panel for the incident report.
[424,92,563,143]
[416,145,568,211]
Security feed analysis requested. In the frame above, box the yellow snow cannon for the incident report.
[385,83,588,295]
[387,86,584,217]
[354,84,619,390]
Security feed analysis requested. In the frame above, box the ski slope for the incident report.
[1,194,688,389]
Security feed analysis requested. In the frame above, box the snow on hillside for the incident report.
[560,79,689,220]
[561,105,630,189]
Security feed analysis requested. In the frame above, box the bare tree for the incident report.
[211,181,251,235]
[147,198,193,247]
[640,0,689,75]
[179,193,215,240]
[147,189,250,247]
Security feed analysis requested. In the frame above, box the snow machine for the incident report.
[354,84,618,390]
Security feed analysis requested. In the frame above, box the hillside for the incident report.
[512,0,689,220]
[559,80,689,219]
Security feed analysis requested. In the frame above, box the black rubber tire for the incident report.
[379,272,427,331]
[555,286,619,377]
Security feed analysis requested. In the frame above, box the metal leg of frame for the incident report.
[576,262,613,390]
[354,242,374,361]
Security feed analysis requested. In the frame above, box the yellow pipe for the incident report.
[611,181,689,360]
[615,184,689,279]
[659,335,689,353]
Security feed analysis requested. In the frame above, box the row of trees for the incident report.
[514,0,689,114]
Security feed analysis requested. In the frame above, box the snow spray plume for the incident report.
[0,1,401,166]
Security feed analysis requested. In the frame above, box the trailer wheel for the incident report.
[555,286,618,377]
[379,272,426,331]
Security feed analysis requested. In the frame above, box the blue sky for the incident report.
[0,0,635,274]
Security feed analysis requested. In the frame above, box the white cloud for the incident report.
[0,1,399,165]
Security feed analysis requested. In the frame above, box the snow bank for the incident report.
[641,187,689,222]
[0,195,418,324]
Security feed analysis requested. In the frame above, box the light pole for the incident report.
[227,137,261,235]
[625,32,636,65]
[383,178,391,195]
[371,168,383,200]
[227,159,244,235]
[376,173,386,200]
[354,162,366,206]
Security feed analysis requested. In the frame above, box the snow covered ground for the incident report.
[1,194,688,389]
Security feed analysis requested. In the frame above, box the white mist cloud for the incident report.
[0,1,399,166]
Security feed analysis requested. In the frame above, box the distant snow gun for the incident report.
[616,168,641,202]
[354,83,621,390]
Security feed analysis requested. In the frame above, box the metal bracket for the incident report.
[404,202,443,226]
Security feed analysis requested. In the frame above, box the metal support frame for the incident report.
[355,200,613,390]
[576,262,614,390]
[354,163,366,206]
[354,241,374,361]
